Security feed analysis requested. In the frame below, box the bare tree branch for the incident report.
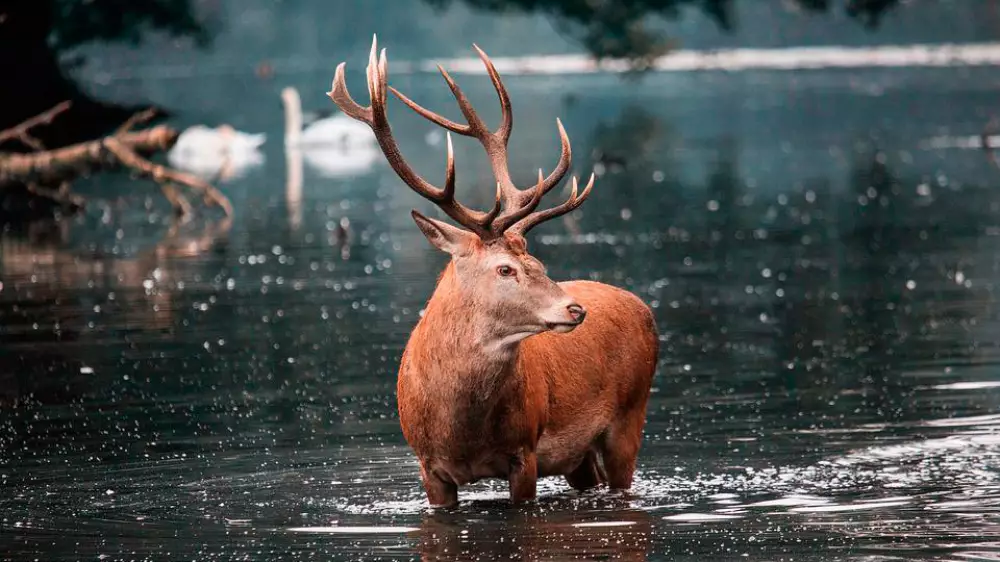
[116,108,159,135]
[0,101,73,151]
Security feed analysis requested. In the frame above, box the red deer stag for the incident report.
[327,36,658,507]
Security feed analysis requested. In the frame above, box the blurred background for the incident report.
[5,1,1000,560]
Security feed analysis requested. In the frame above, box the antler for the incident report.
[328,35,594,239]
[507,173,595,236]
[327,35,500,238]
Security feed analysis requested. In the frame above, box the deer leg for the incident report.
[508,450,538,503]
[600,419,644,490]
[565,450,604,491]
[420,463,458,507]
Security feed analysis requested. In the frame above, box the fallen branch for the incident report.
[0,125,177,186]
[0,105,232,221]
[0,101,72,151]
[103,137,233,217]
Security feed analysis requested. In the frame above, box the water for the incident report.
[4,64,1000,560]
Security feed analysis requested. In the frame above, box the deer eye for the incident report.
[497,265,516,277]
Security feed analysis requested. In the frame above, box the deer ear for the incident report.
[411,210,476,256]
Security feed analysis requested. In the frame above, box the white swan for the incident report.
[167,124,265,182]
[281,86,374,148]
[300,145,380,178]
[281,86,379,178]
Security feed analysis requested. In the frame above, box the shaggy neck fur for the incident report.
[409,262,522,396]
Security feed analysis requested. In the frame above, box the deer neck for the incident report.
[410,264,521,384]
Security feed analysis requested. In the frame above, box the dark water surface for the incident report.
[4,67,1000,560]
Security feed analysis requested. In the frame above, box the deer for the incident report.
[327,36,658,507]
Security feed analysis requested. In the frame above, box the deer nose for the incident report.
[567,304,586,323]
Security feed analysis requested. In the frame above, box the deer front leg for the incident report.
[420,463,458,508]
[508,450,538,503]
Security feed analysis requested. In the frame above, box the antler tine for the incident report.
[472,43,512,145]
[540,119,573,194]
[509,173,596,236]
[366,39,378,103]
[436,66,490,134]
[389,80,471,135]
[442,132,456,200]
[509,119,572,210]
[388,45,513,141]
[327,34,498,237]
[378,48,389,105]
[329,62,372,123]
[484,181,503,225]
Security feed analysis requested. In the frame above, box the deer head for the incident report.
[327,36,594,339]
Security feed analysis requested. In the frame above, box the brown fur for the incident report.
[397,234,658,506]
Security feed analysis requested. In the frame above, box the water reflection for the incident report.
[286,143,304,230]
[0,217,231,406]
[415,505,652,561]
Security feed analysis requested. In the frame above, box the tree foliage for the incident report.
[0,0,209,147]
[48,0,210,51]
